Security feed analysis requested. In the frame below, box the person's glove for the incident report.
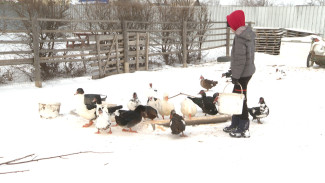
[222,70,232,78]
[231,77,239,85]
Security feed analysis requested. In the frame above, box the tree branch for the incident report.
[0,151,112,166]
[0,170,30,174]
[0,154,35,166]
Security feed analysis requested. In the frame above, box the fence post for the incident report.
[182,20,188,68]
[32,16,42,88]
[116,35,120,74]
[122,20,129,73]
[95,35,102,77]
[145,32,149,71]
[136,33,139,71]
[226,27,230,57]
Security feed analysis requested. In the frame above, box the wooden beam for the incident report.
[95,35,103,77]
[145,32,149,71]
[0,58,33,66]
[122,21,129,73]
[135,33,140,70]
[103,35,118,74]
[226,27,230,57]
[146,115,231,126]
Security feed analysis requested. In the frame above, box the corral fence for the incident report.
[0,16,251,87]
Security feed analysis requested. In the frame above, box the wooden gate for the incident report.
[90,32,149,79]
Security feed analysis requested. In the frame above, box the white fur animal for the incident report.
[180,98,197,119]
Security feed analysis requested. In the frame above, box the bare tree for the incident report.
[10,0,71,80]
[82,1,119,33]
[195,5,213,61]
[145,0,213,65]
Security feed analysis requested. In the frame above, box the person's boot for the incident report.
[223,115,240,133]
[229,119,250,138]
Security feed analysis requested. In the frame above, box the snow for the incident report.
[1,37,325,183]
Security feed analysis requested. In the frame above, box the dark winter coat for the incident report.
[230,26,256,79]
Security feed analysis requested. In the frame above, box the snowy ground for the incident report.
[0,37,324,183]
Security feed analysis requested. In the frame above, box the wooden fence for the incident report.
[0,16,240,87]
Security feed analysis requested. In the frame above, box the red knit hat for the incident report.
[226,10,245,31]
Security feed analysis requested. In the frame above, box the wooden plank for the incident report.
[88,34,123,42]
[0,16,29,21]
[100,43,123,49]
[39,57,98,64]
[90,59,125,67]
[0,58,33,66]
[99,41,123,47]
[122,21,129,73]
[86,54,124,61]
[40,38,88,43]
[0,30,30,34]
[150,42,182,47]
[182,21,187,68]
[37,17,119,23]
[89,48,124,55]
[128,32,147,37]
[116,37,120,74]
[129,50,146,56]
[150,35,180,39]
[0,40,32,44]
[135,33,140,70]
[128,29,182,33]
[129,58,146,65]
[128,40,146,46]
[41,29,123,33]
[0,51,33,55]
[103,35,118,74]
[95,35,102,77]
[146,115,230,126]
[145,33,149,71]
[39,53,95,60]
[226,27,230,57]
[39,45,96,53]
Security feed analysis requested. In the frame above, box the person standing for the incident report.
[222,10,256,138]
